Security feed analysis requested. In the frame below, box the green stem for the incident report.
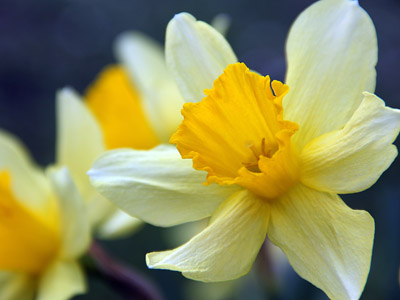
[87,241,164,300]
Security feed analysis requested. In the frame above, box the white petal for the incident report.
[146,189,269,282]
[47,167,90,259]
[37,260,86,300]
[0,272,35,300]
[115,31,184,141]
[210,14,231,36]
[301,93,400,193]
[0,130,52,216]
[268,184,374,300]
[96,209,143,239]
[88,145,240,227]
[284,0,378,149]
[55,87,105,199]
[86,192,117,229]
[166,13,237,103]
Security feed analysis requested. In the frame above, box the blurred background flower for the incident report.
[0,0,399,299]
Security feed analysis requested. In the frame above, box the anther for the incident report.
[261,138,266,156]
[245,140,259,160]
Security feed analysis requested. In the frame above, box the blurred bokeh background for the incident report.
[0,0,399,299]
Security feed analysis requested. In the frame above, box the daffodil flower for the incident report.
[88,0,400,299]
[55,31,184,238]
[0,130,90,300]
[56,19,231,238]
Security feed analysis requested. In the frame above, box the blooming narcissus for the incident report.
[88,0,400,299]
[0,131,90,300]
[55,31,184,238]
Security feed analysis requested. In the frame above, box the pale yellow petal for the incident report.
[0,272,35,300]
[47,167,90,259]
[56,88,120,230]
[146,190,269,282]
[55,87,105,199]
[37,261,86,300]
[284,0,377,149]
[0,130,53,218]
[268,184,374,300]
[301,93,400,193]
[166,13,237,103]
[210,14,231,36]
[96,210,143,239]
[115,31,184,141]
[88,145,240,227]
[86,192,117,228]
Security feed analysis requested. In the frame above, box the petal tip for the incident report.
[56,87,81,103]
[173,12,194,21]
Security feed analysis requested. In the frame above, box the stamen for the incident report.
[242,162,261,173]
[265,147,274,158]
[249,145,259,159]
[261,138,266,156]
[245,140,259,160]
[242,161,258,167]
[243,139,267,173]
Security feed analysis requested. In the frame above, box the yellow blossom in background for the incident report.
[85,66,160,150]
[89,0,400,299]
[54,31,184,238]
[56,17,228,239]
[0,131,90,300]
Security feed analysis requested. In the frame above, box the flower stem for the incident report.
[88,241,164,300]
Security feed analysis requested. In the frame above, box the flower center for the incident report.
[242,138,278,173]
[171,63,300,200]
[0,171,60,273]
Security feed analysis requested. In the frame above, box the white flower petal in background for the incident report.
[37,261,86,300]
[55,87,105,198]
[47,167,91,259]
[0,272,34,300]
[0,130,52,218]
[96,209,143,240]
[115,31,184,141]
[0,131,88,300]
[210,13,231,36]
[56,87,143,238]
[0,133,57,243]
